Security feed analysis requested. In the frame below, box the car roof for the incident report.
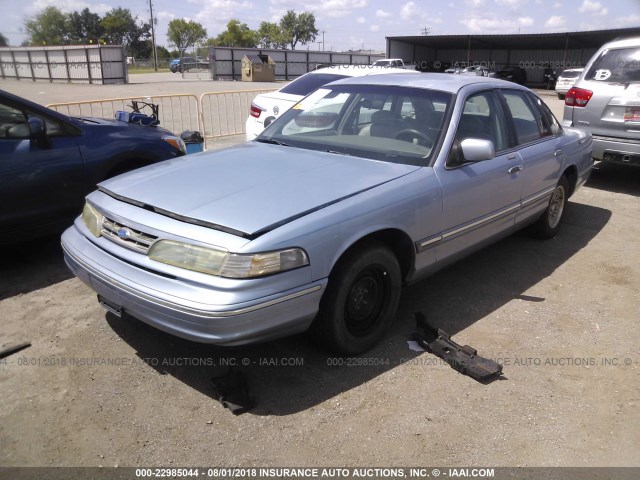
[308,65,416,77]
[328,72,523,94]
[600,36,640,49]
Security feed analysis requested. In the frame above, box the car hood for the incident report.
[98,142,419,238]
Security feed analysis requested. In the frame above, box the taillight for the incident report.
[565,87,593,107]
[250,103,265,118]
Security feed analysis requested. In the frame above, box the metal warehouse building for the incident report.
[387,27,640,86]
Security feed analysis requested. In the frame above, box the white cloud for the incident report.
[518,16,534,26]
[29,0,111,15]
[466,0,486,6]
[356,16,366,23]
[314,0,369,18]
[370,24,380,32]
[612,13,640,27]
[494,0,528,7]
[376,9,391,18]
[157,11,176,22]
[544,15,567,29]
[400,1,428,22]
[578,0,607,14]
[553,2,562,7]
[193,0,255,33]
[461,15,533,33]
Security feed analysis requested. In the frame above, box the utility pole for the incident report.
[321,30,325,51]
[149,0,158,71]
[422,26,430,36]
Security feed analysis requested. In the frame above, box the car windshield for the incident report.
[256,84,452,166]
[586,47,640,83]
[280,73,349,96]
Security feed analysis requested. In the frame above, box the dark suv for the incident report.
[563,37,640,166]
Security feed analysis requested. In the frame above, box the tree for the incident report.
[279,10,318,49]
[167,19,207,56]
[155,46,171,60]
[102,7,150,55]
[67,8,104,44]
[24,6,69,45]
[212,19,257,48]
[0,33,7,47]
[256,21,287,49]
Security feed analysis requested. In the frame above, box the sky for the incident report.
[1,0,639,52]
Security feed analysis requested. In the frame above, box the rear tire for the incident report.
[532,176,569,239]
[557,93,565,100]
[312,241,401,355]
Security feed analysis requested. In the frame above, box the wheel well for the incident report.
[338,229,414,281]
[563,165,578,197]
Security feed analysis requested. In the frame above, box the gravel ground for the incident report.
[0,76,638,470]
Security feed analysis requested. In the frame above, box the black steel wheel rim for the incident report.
[345,266,390,337]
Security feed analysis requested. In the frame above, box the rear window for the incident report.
[280,73,348,96]
[560,70,582,79]
[586,47,640,83]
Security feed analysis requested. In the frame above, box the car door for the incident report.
[499,89,564,224]
[433,89,522,263]
[0,97,84,241]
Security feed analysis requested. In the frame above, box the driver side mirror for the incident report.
[28,116,51,149]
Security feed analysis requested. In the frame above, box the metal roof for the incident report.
[387,27,640,51]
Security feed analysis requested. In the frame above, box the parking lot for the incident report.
[0,75,639,469]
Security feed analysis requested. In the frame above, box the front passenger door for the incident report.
[433,90,523,263]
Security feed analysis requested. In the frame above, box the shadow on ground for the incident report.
[0,235,72,301]
[103,200,611,416]
[586,162,640,197]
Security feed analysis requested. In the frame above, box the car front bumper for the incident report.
[61,226,326,345]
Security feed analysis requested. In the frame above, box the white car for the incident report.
[555,68,584,99]
[245,65,416,140]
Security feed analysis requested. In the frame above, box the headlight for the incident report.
[162,135,186,154]
[81,202,103,238]
[148,240,308,278]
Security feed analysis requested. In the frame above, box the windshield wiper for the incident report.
[255,138,291,147]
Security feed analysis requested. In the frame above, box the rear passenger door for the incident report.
[499,89,564,223]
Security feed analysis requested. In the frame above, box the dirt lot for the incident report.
[0,76,638,470]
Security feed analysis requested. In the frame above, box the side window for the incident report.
[455,91,509,152]
[529,93,562,136]
[0,101,29,139]
[501,90,550,145]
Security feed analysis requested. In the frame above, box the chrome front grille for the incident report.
[101,217,157,253]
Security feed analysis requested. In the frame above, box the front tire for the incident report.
[532,176,569,239]
[312,241,401,355]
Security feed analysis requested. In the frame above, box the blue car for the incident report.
[62,74,592,354]
[0,89,186,244]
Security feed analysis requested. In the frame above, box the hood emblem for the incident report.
[117,228,132,239]
[273,106,279,115]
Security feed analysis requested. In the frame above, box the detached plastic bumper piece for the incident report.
[413,312,503,382]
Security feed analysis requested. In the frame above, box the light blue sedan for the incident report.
[61,74,593,355]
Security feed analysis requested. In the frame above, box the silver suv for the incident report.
[563,37,640,166]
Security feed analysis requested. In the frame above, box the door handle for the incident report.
[508,165,523,174]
